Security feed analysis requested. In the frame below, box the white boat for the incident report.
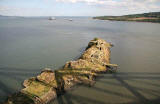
[49,17,56,20]
[68,19,73,21]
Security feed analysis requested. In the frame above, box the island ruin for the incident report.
[4,38,117,104]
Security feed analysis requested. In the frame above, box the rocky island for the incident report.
[93,12,160,23]
[4,38,117,104]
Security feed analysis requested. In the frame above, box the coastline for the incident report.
[93,12,160,23]
[93,17,160,23]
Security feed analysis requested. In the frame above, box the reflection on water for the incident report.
[0,17,160,103]
[52,73,160,104]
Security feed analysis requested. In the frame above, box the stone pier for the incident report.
[4,38,117,104]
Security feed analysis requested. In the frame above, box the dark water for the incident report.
[0,17,160,104]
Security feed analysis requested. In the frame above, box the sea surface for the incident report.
[0,17,160,104]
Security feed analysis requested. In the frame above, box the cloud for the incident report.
[56,0,117,4]
[55,0,160,7]
[0,6,46,16]
[56,0,160,4]
[56,0,160,15]
[0,0,160,16]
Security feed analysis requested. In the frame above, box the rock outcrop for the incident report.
[4,38,117,104]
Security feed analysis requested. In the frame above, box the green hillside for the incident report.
[93,12,160,23]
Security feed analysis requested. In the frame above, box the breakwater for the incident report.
[4,38,117,104]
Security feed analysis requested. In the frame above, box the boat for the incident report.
[49,17,56,20]
[68,19,73,21]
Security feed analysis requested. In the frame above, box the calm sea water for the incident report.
[0,17,160,104]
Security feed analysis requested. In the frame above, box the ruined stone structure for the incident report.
[4,38,117,104]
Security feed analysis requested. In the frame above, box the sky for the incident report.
[0,0,160,16]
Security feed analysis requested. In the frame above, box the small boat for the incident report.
[49,17,56,20]
[68,19,73,21]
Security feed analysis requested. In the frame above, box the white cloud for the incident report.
[0,0,160,16]
[56,0,160,15]
[0,6,46,16]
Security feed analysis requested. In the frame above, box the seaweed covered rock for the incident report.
[22,77,57,104]
[37,68,57,88]
[62,75,95,91]
[64,59,107,72]
[80,38,111,66]
[22,69,58,103]
[4,38,117,104]
[55,69,96,91]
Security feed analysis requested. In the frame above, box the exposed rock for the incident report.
[80,38,111,66]
[37,69,57,88]
[106,64,118,73]
[55,69,96,91]
[62,74,95,91]
[64,59,107,72]
[4,38,117,104]
[62,75,76,90]
[23,77,36,88]
[86,38,111,49]
[22,78,57,104]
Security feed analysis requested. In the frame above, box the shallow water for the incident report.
[0,17,160,103]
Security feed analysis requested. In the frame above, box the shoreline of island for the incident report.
[93,12,160,23]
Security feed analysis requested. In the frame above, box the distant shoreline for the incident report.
[93,12,160,23]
